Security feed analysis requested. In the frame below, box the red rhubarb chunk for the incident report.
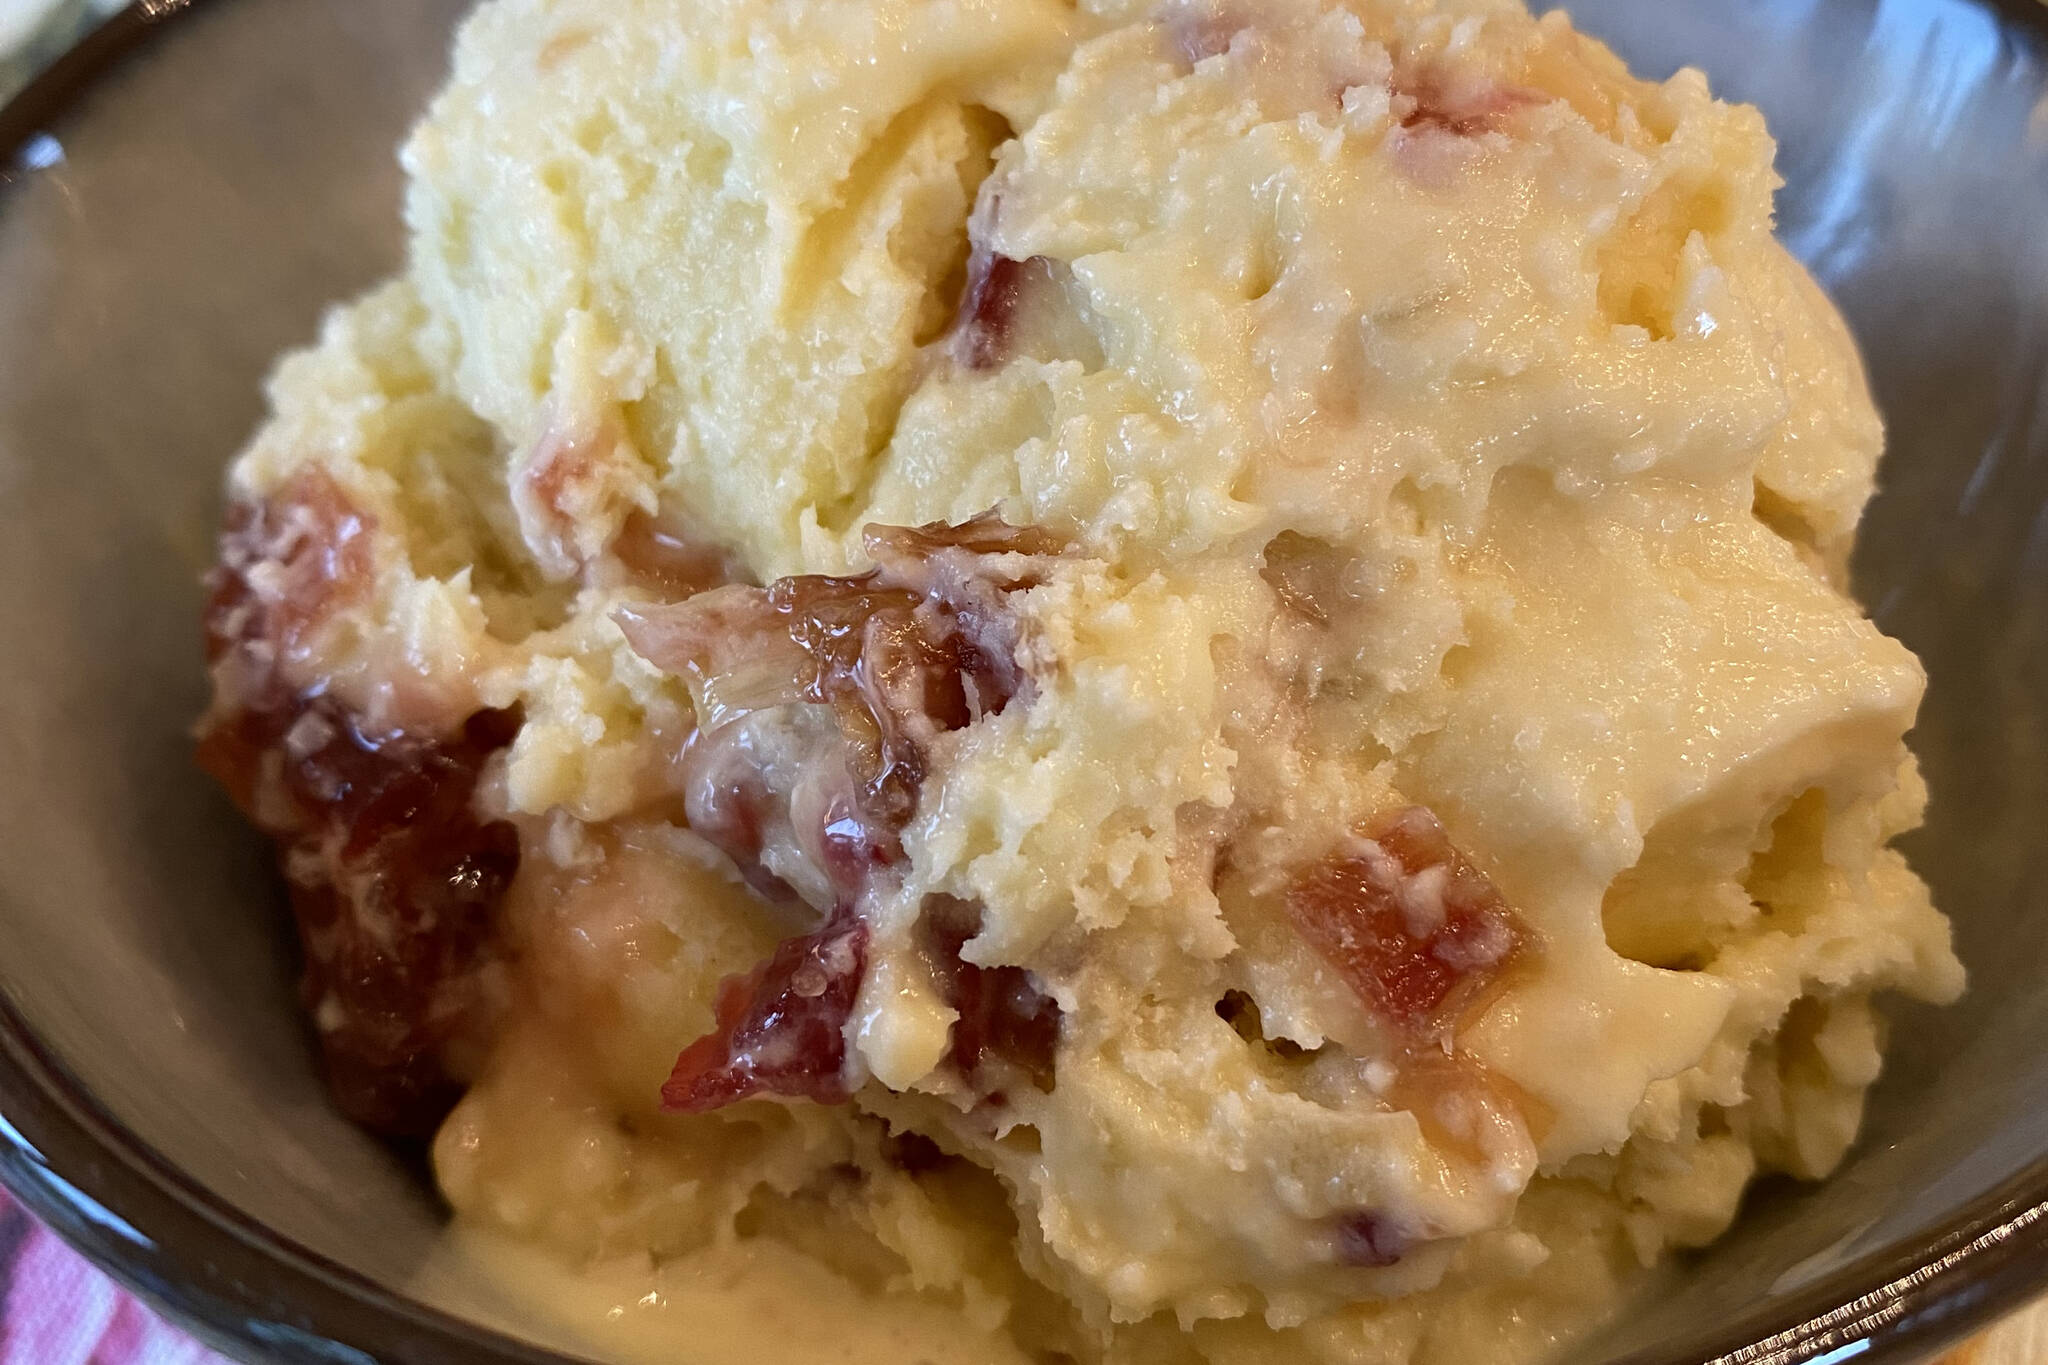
[861,512,1069,565]
[1332,1209,1410,1268]
[919,896,1060,1091]
[956,253,1027,371]
[1283,807,1523,1031]
[202,468,371,672]
[1165,7,1244,68]
[197,693,521,1137]
[952,253,1067,372]
[608,511,736,600]
[619,513,1063,907]
[1395,66,1542,137]
[198,475,522,1138]
[662,908,870,1112]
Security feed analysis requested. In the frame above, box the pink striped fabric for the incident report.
[0,1190,228,1365]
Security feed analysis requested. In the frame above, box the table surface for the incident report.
[1944,1299,2048,1365]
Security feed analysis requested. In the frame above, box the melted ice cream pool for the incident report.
[428,1229,1027,1365]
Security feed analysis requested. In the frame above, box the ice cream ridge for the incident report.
[195,0,1965,1360]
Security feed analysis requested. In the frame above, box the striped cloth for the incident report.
[0,1192,225,1365]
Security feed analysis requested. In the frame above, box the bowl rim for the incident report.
[3,1,2048,1362]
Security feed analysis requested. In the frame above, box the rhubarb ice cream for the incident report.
[196,0,1964,1360]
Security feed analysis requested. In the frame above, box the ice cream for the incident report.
[196,0,1964,1360]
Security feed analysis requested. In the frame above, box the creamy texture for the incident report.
[203,0,1964,1360]
[443,1230,1037,1365]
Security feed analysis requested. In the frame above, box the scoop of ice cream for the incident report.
[202,0,1962,1358]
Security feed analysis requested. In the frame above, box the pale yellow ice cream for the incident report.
[199,0,1964,1360]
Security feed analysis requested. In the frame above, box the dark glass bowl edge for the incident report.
[3,2,2048,1363]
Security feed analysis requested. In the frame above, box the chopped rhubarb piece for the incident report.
[1395,65,1542,137]
[198,476,520,1137]
[520,420,601,559]
[919,896,1061,1091]
[662,907,870,1112]
[776,515,1064,824]
[1331,1209,1409,1268]
[1167,11,1241,67]
[863,511,1069,565]
[1283,807,1523,1032]
[625,519,1069,1110]
[810,793,900,896]
[955,252,1028,371]
[671,715,807,903]
[881,1127,949,1174]
[618,584,808,725]
[952,958,1062,1092]
[1260,531,1357,626]
[608,511,736,600]
[1383,1049,1550,1168]
[203,468,371,673]
[514,409,662,580]
[770,573,957,826]
[951,251,1073,372]
[621,513,1064,897]
[198,689,521,1137]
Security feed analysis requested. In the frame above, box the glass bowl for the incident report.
[1,0,2045,1361]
